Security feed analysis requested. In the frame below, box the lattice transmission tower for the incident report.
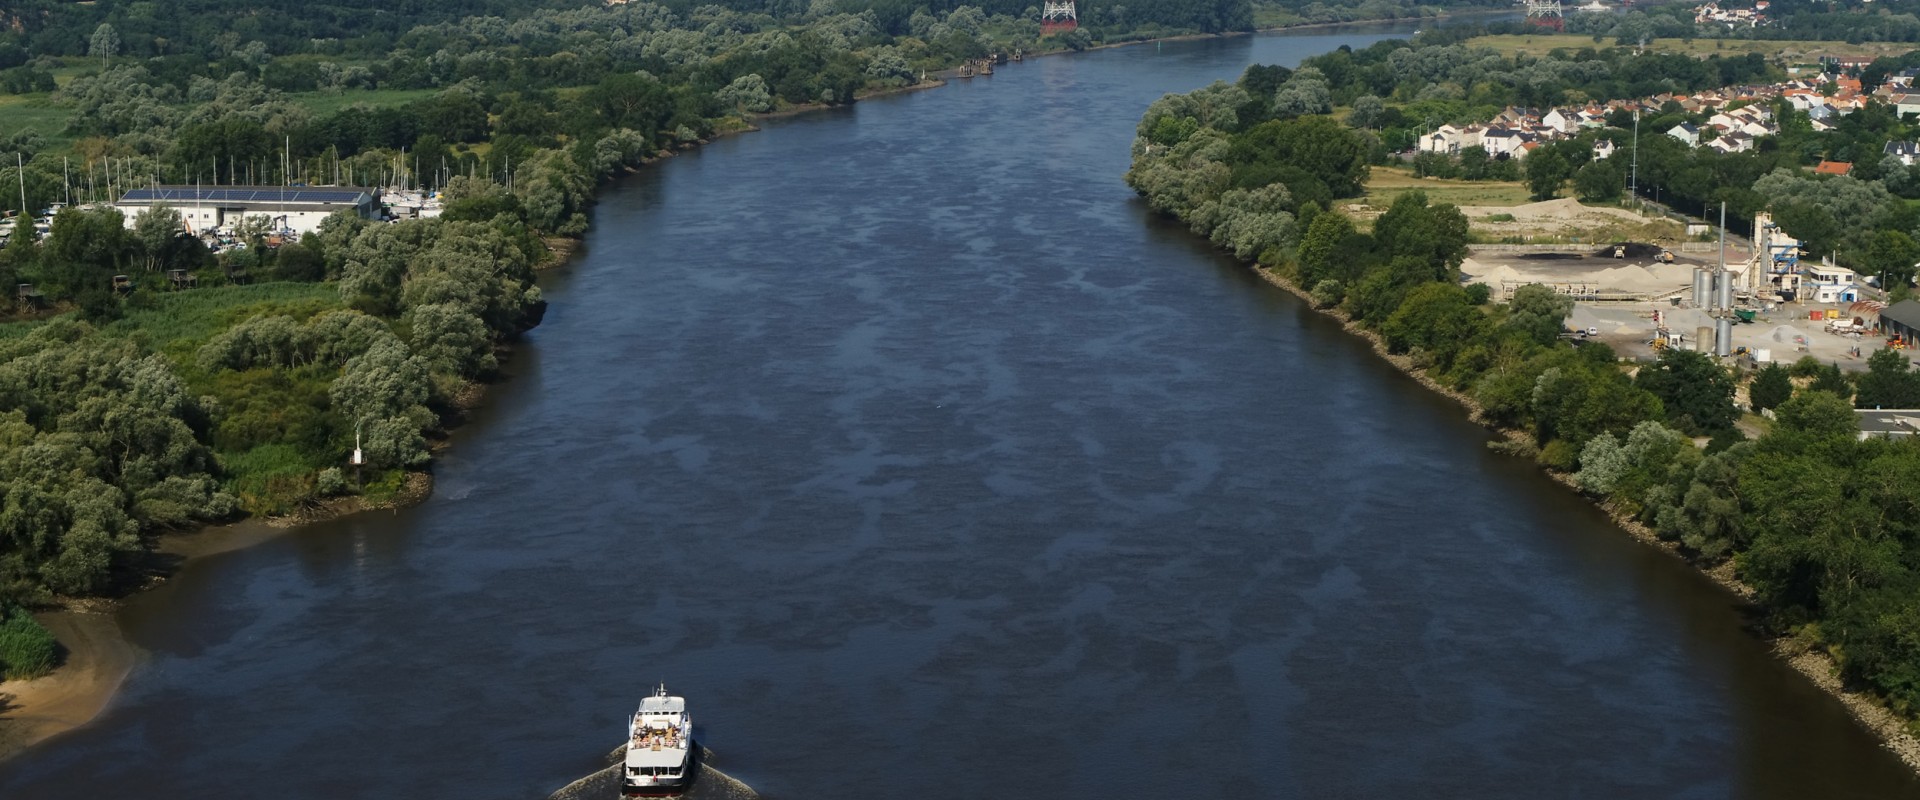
[1525,0,1565,30]
[1042,1,1078,35]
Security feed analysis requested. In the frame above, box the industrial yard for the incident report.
[1462,241,1893,368]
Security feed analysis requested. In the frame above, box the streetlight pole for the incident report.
[1630,109,1640,203]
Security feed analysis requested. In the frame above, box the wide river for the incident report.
[5,20,1920,800]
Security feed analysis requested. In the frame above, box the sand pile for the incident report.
[1768,325,1807,344]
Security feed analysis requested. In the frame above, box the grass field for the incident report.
[1363,166,1534,209]
[1465,33,1915,62]
[0,94,75,147]
[288,87,443,116]
[104,282,343,359]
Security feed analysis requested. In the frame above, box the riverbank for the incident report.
[0,13,1473,767]
[0,52,965,770]
[0,612,138,758]
[1244,261,1920,772]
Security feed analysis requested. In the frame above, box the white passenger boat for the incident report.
[621,685,694,797]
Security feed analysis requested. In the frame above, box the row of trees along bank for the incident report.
[1129,63,1920,725]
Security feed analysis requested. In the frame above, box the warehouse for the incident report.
[114,186,378,236]
[1881,299,1920,346]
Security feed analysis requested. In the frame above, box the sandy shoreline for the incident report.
[0,611,140,761]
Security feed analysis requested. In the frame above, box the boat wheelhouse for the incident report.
[622,686,694,797]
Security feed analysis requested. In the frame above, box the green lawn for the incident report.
[103,281,343,358]
[288,87,443,116]
[0,94,75,147]
[1364,166,1534,209]
[0,283,348,352]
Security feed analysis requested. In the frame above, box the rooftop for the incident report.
[1856,409,1920,438]
[1880,299,1920,330]
[118,186,373,205]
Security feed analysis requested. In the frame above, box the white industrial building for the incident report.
[114,186,378,236]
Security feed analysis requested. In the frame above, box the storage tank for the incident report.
[1693,269,1710,307]
[1715,271,1733,311]
[1715,317,1734,357]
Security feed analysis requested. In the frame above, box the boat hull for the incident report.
[620,784,690,798]
[620,740,696,797]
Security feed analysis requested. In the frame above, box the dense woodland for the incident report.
[1130,54,1920,729]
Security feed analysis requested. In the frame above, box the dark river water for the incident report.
[5,21,1920,800]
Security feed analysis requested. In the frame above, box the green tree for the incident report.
[716,74,774,114]
[1504,284,1575,346]
[0,606,57,679]
[1294,211,1355,288]
[1525,146,1574,201]
[1532,362,1664,455]
[89,23,118,70]
[132,205,183,273]
[1750,362,1792,412]
[1349,95,1385,130]
[1810,362,1854,403]
[1773,390,1858,440]
[1382,283,1484,370]
[1855,348,1920,409]
[1574,157,1623,203]
[1373,191,1469,275]
[1635,348,1738,433]
[1863,229,1920,297]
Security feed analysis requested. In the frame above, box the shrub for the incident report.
[1538,438,1579,471]
[0,607,59,679]
[1310,279,1344,308]
[315,467,347,497]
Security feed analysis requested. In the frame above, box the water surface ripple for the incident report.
[4,22,1918,800]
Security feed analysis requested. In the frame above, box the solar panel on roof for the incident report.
[119,186,370,204]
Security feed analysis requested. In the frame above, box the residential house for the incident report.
[1886,140,1920,166]
[1481,128,1529,158]
[1493,107,1539,128]
[1419,124,1483,155]
[1894,93,1920,118]
[1542,108,1579,134]
[1668,123,1700,146]
[1709,132,1755,153]
[1593,139,1617,160]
